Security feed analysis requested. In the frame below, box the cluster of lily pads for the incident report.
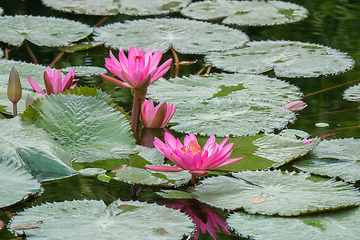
[1,0,360,239]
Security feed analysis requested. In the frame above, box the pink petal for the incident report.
[211,157,243,169]
[28,76,45,94]
[99,74,131,88]
[189,169,209,177]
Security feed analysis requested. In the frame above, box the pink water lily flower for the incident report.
[28,67,78,95]
[100,46,172,89]
[140,99,176,128]
[145,132,243,184]
[284,100,307,112]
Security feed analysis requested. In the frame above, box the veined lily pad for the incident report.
[228,207,360,240]
[0,117,76,181]
[42,0,191,16]
[181,0,308,26]
[294,138,360,182]
[11,199,193,239]
[0,159,41,208]
[94,18,249,54]
[205,40,355,78]
[147,74,300,136]
[21,89,137,163]
[0,15,93,47]
[191,170,360,216]
[344,83,360,101]
[61,66,107,77]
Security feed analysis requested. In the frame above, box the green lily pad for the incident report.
[294,138,360,182]
[0,117,76,181]
[156,190,193,199]
[228,206,360,240]
[21,89,137,163]
[148,73,300,136]
[205,40,355,78]
[0,159,41,209]
[315,122,329,127]
[344,83,360,102]
[181,0,308,26]
[58,41,104,52]
[61,66,107,77]
[279,129,310,139]
[11,199,193,239]
[94,18,249,54]
[0,15,93,47]
[191,170,360,216]
[42,0,191,16]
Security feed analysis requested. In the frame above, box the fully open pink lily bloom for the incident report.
[140,99,176,129]
[100,46,172,89]
[145,132,243,177]
[28,67,78,95]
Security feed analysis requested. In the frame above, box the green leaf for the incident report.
[228,206,360,240]
[0,159,41,209]
[0,15,93,47]
[191,170,360,216]
[21,91,137,163]
[0,117,76,181]
[294,138,360,182]
[156,190,193,199]
[344,83,360,102]
[58,41,104,52]
[205,40,355,78]
[181,0,308,26]
[11,199,194,239]
[94,18,249,54]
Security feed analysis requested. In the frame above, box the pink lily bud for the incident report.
[140,99,176,128]
[284,100,307,112]
[7,67,22,104]
[303,139,313,144]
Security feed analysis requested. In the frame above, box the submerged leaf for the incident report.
[181,0,308,26]
[0,15,93,47]
[94,18,249,54]
[191,170,360,216]
[205,40,354,78]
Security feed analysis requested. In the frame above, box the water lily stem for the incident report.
[12,102,17,116]
[131,88,141,133]
[25,42,38,64]
[190,175,197,185]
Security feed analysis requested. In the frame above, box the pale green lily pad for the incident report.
[0,15,93,47]
[181,0,308,26]
[191,170,360,216]
[279,129,310,139]
[205,40,355,78]
[0,159,41,209]
[42,0,191,16]
[78,168,107,176]
[157,190,193,199]
[315,122,329,127]
[115,166,191,186]
[58,41,104,52]
[228,207,360,240]
[61,66,107,77]
[344,83,360,101]
[148,74,300,136]
[11,199,193,239]
[94,18,249,54]
[0,117,76,181]
[294,138,360,182]
[21,90,137,163]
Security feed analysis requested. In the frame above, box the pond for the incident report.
[0,0,360,239]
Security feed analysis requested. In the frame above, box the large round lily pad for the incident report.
[228,206,360,240]
[181,0,308,26]
[11,199,194,239]
[94,18,249,54]
[0,15,93,46]
[191,170,360,216]
[205,40,355,78]
[42,0,191,16]
[0,159,41,208]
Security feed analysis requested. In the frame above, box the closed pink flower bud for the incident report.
[284,100,307,112]
[140,99,176,128]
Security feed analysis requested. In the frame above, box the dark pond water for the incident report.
[0,0,360,239]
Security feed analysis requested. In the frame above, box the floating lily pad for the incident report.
[0,159,41,208]
[191,170,360,216]
[11,199,193,239]
[228,207,360,240]
[61,66,107,77]
[148,74,300,136]
[94,18,249,54]
[21,88,137,163]
[205,40,354,78]
[294,138,360,182]
[0,15,93,47]
[58,41,104,52]
[344,83,360,101]
[42,0,191,16]
[279,129,310,139]
[0,117,76,181]
[181,0,308,26]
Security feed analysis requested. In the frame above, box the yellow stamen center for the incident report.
[181,141,203,155]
